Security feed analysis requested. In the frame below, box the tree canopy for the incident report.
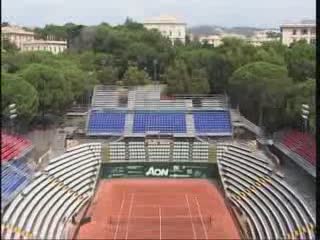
[229,61,293,130]
[1,20,315,134]
[2,73,39,125]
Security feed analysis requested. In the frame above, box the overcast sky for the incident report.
[2,0,315,28]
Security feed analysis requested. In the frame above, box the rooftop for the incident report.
[280,20,316,28]
[1,25,35,35]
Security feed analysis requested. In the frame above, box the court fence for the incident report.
[100,162,218,179]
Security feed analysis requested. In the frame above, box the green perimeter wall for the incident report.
[100,162,218,179]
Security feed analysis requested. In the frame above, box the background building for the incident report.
[280,20,316,46]
[143,16,186,44]
[199,35,222,47]
[198,33,246,47]
[248,29,281,46]
[1,25,35,49]
[1,24,67,54]
[21,40,67,54]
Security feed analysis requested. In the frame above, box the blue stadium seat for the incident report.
[1,164,29,197]
[194,111,232,134]
[133,112,186,133]
[88,111,126,134]
[10,158,32,174]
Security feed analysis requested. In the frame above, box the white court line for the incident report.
[195,196,208,240]
[185,194,197,240]
[159,207,162,240]
[134,204,188,208]
[113,192,126,240]
[125,193,135,240]
[110,215,198,219]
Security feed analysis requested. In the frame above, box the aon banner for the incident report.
[101,162,218,179]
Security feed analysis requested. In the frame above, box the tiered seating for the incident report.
[109,142,126,161]
[172,142,190,161]
[193,111,232,135]
[280,130,316,166]
[217,143,315,240]
[1,143,101,240]
[92,85,119,108]
[107,140,210,162]
[148,141,171,162]
[87,111,126,135]
[1,162,31,209]
[1,133,33,163]
[128,142,146,161]
[191,142,209,161]
[133,112,186,133]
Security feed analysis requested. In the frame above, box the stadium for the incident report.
[1,83,315,240]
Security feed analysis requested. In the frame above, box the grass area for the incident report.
[208,144,217,163]
[101,145,110,162]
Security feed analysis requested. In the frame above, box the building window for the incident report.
[169,30,172,36]
[302,29,308,35]
[178,31,181,37]
[311,28,316,35]
[292,29,297,35]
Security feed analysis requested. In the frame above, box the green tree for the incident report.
[254,43,286,66]
[189,68,210,94]
[229,61,293,130]
[285,40,315,82]
[1,73,39,125]
[206,53,233,93]
[122,66,151,86]
[1,39,18,52]
[20,64,72,113]
[96,66,118,85]
[217,37,258,69]
[60,65,87,99]
[164,60,190,94]
[285,78,315,133]
[124,17,144,30]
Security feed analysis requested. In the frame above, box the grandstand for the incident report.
[217,143,315,239]
[1,84,316,240]
[86,85,233,137]
[273,130,316,177]
[1,133,35,210]
[1,133,33,162]
[107,138,210,162]
[1,143,101,239]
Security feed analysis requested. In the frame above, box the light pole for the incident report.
[153,59,158,82]
[8,103,17,134]
[301,104,309,132]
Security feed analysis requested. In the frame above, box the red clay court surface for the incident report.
[77,179,240,239]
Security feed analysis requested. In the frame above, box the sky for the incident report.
[2,0,316,28]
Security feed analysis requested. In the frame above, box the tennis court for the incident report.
[77,179,240,239]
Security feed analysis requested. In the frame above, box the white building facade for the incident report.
[21,40,67,54]
[1,24,67,54]
[248,30,281,46]
[199,35,222,47]
[280,20,316,46]
[1,25,35,49]
[143,16,186,44]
